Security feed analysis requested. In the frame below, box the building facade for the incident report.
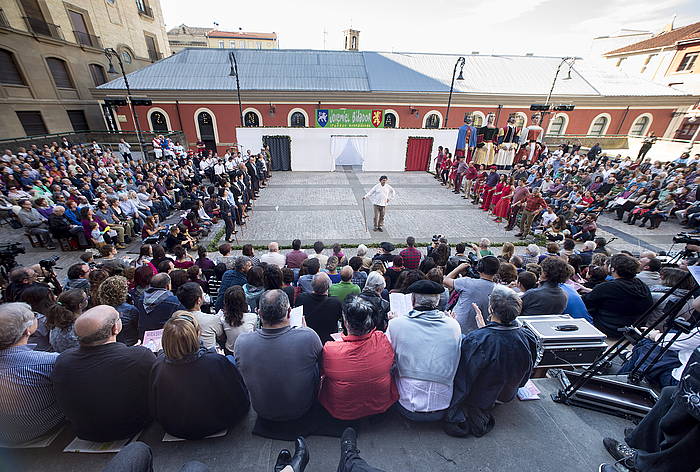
[166,24,210,53]
[205,30,277,50]
[94,48,696,170]
[0,0,170,139]
[603,21,700,93]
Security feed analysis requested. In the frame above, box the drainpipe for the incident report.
[616,106,630,135]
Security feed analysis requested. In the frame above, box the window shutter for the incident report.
[16,111,48,136]
[46,58,74,88]
[0,49,25,85]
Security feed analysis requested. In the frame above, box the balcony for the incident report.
[137,4,154,18]
[23,16,63,40]
[73,30,102,49]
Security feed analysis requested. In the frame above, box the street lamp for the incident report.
[104,47,146,157]
[228,51,244,129]
[544,56,578,106]
[445,56,465,128]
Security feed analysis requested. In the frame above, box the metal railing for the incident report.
[137,4,154,18]
[23,16,63,40]
[73,30,102,48]
[0,8,10,28]
[0,130,186,160]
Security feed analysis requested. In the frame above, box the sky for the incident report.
[163,0,700,58]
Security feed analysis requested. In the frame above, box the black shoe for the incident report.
[289,437,309,472]
[377,227,383,232]
[274,449,291,472]
[514,233,523,237]
[340,427,358,460]
[603,438,635,465]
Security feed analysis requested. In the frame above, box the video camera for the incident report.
[673,232,700,246]
[39,255,59,271]
[0,242,25,273]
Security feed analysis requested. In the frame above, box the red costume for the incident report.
[493,184,514,219]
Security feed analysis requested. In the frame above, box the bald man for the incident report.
[51,305,156,441]
[295,273,343,343]
[329,266,361,303]
[260,241,286,267]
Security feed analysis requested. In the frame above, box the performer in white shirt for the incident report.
[363,175,396,232]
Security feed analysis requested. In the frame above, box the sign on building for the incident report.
[316,109,384,128]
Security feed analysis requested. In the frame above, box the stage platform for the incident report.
[232,170,681,255]
[1,378,632,472]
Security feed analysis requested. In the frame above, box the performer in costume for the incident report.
[492,177,514,222]
[474,113,499,166]
[495,114,520,170]
[515,113,544,165]
[455,114,477,162]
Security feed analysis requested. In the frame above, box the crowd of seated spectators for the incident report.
[437,145,700,240]
[1,229,699,472]
[0,140,272,253]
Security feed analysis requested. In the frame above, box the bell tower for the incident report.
[343,29,360,51]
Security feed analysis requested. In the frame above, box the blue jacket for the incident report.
[215,270,248,312]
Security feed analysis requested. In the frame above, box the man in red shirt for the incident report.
[399,236,422,270]
[516,188,547,239]
[318,296,398,420]
[505,179,530,231]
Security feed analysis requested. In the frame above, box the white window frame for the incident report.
[383,108,400,128]
[629,113,653,136]
[193,107,220,143]
[287,107,308,127]
[547,113,568,135]
[218,40,224,48]
[229,40,235,48]
[471,111,486,128]
[588,113,612,136]
[242,107,263,127]
[422,110,443,129]
[147,107,172,132]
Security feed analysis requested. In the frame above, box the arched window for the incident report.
[290,111,306,127]
[0,49,26,85]
[589,115,610,136]
[89,64,107,86]
[46,57,74,88]
[630,115,651,136]
[472,112,485,127]
[244,111,260,127]
[548,114,567,135]
[150,111,169,132]
[425,113,440,129]
[384,112,397,128]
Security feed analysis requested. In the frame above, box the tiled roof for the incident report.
[604,21,700,55]
[97,48,689,97]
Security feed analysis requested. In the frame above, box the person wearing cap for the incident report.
[386,280,462,422]
[444,285,539,437]
[363,176,395,232]
[372,242,395,265]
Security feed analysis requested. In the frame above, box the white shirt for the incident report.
[658,328,700,381]
[260,252,286,267]
[192,310,224,350]
[364,183,396,207]
[386,316,461,413]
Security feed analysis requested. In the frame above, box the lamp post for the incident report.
[445,56,465,128]
[541,56,578,132]
[228,51,244,129]
[104,47,146,157]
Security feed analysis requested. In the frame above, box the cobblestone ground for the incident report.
[230,170,683,256]
[3,170,685,281]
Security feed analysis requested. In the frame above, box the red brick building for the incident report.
[94,48,696,169]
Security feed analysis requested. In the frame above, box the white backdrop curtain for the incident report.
[331,135,368,167]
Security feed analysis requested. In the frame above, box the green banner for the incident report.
[315,109,385,128]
